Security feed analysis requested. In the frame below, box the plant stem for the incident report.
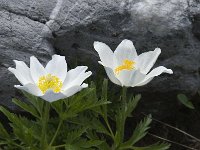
[40,102,50,149]
[53,144,66,149]
[10,141,25,149]
[104,117,115,139]
[121,86,127,143]
[49,119,63,146]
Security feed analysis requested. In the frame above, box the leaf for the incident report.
[61,87,110,120]
[51,100,64,115]
[0,106,21,125]
[69,115,111,136]
[0,106,39,146]
[100,79,108,117]
[75,139,103,148]
[125,94,141,117]
[22,91,44,116]
[12,98,39,118]
[65,127,88,144]
[114,109,124,147]
[177,94,195,109]
[120,114,152,147]
[0,122,9,139]
[131,142,170,150]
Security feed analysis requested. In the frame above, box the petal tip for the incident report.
[155,48,161,54]
[13,60,19,64]
[81,83,88,88]
[122,39,130,42]
[98,61,104,65]
[167,69,173,74]
[93,41,102,47]
[8,67,15,72]
[14,85,21,88]
[87,71,92,76]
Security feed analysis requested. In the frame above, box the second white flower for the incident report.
[94,39,173,87]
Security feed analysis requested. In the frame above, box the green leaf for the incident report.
[177,94,195,109]
[114,109,124,146]
[0,106,21,125]
[65,127,88,144]
[125,94,141,117]
[131,142,170,150]
[69,115,111,136]
[121,114,152,147]
[99,79,110,117]
[75,139,103,148]
[22,91,44,116]
[61,87,110,120]
[12,98,39,118]
[51,100,64,115]
[0,106,40,147]
[0,122,10,139]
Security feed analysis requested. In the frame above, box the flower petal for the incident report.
[15,83,43,96]
[30,56,46,84]
[62,66,92,90]
[45,55,67,82]
[62,84,87,97]
[40,90,66,102]
[8,60,33,85]
[136,48,161,74]
[94,41,114,68]
[104,67,122,86]
[116,70,146,87]
[136,66,173,86]
[114,39,137,66]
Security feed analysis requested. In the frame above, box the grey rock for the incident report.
[0,0,200,114]
[54,0,200,94]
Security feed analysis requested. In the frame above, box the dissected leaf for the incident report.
[12,98,39,118]
[0,122,9,139]
[121,114,152,147]
[125,94,141,117]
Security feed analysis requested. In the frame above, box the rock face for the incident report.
[0,0,200,113]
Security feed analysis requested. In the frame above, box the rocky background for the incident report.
[0,0,200,149]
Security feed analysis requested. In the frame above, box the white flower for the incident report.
[94,39,173,87]
[8,55,92,102]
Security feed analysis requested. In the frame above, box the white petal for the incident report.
[104,67,122,86]
[62,84,86,97]
[45,55,67,82]
[94,41,114,68]
[15,83,43,96]
[116,70,146,87]
[136,66,173,86]
[136,48,161,74]
[62,66,92,90]
[40,90,66,102]
[63,66,87,87]
[8,60,33,85]
[114,39,137,66]
[30,56,46,84]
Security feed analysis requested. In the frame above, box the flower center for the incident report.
[115,59,136,75]
[37,74,63,94]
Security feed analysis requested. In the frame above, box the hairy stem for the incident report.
[49,119,63,146]
[40,102,50,149]
[121,86,127,143]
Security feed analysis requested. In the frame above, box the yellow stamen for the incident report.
[115,59,136,74]
[38,74,63,94]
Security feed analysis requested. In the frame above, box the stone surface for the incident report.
[0,0,200,113]
[54,0,200,94]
